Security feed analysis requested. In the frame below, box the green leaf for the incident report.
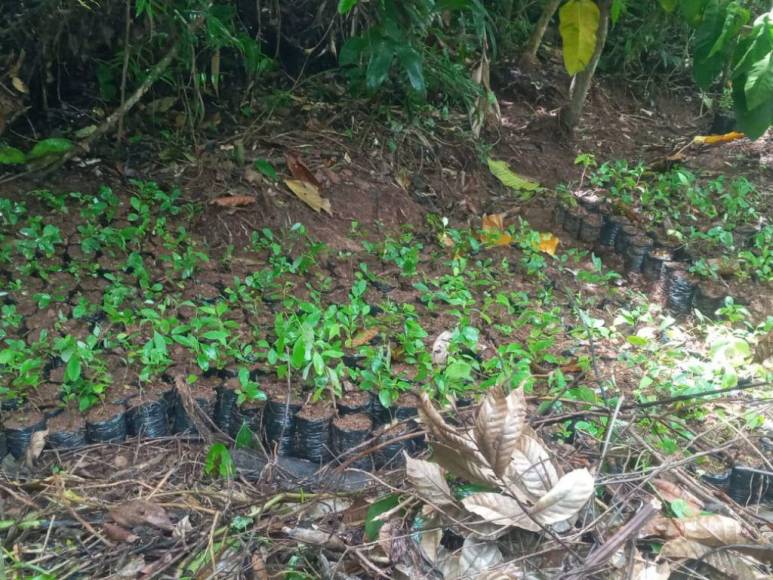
[340,36,367,66]
[205,443,234,478]
[0,146,26,165]
[254,159,277,181]
[396,47,426,94]
[707,3,749,59]
[235,424,255,449]
[732,14,772,78]
[487,158,540,191]
[445,360,472,381]
[366,39,395,90]
[65,356,81,382]
[27,138,74,160]
[337,0,359,15]
[559,0,600,75]
[626,335,649,347]
[291,336,307,369]
[610,0,626,24]
[679,0,708,25]
[365,494,401,540]
[745,53,773,110]
[733,72,773,139]
[659,0,678,12]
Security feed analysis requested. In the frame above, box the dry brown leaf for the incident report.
[642,514,748,547]
[474,387,526,478]
[210,195,256,207]
[659,538,763,580]
[405,455,457,508]
[475,562,524,579]
[350,327,380,348]
[285,152,321,188]
[283,526,347,551]
[251,553,269,580]
[431,330,453,365]
[529,468,594,525]
[458,537,503,578]
[535,232,560,256]
[462,492,534,531]
[109,499,174,531]
[433,442,497,486]
[104,522,140,543]
[651,479,703,517]
[506,435,558,498]
[25,429,48,467]
[243,166,263,185]
[284,179,332,215]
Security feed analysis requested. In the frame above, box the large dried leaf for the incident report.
[651,479,703,517]
[480,213,513,247]
[474,387,526,477]
[109,499,174,531]
[432,330,453,365]
[285,152,321,188]
[284,179,332,215]
[529,468,594,525]
[462,492,538,532]
[210,195,256,207]
[506,435,558,498]
[419,392,471,447]
[459,537,503,578]
[433,442,497,486]
[641,514,748,547]
[405,456,456,508]
[660,539,763,580]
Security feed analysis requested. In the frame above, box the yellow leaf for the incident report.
[480,213,513,247]
[535,232,560,256]
[692,131,745,145]
[284,179,332,215]
[12,77,28,94]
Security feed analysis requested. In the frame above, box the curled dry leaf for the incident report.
[109,499,174,531]
[25,429,48,466]
[210,195,256,207]
[103,522,140,543]
[12,77,29,94]
[659,538,763,580]
[284,178,332,215]
[528,468,594,526]
[405,455,457,508]
[282,526,347,551]
[284,152,321,188]
[433,442,497,487]
[474,387,526,478]
[506,434,559,498]
[431,330,453,365]
[641,514,748,547]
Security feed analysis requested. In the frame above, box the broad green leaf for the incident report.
[559,0,600,75]
[445,360,473,381]
[66,357,81,382]
[679,0,708,25]
[706,3,749,59]
[365,494,401,540]
[291,336,307,368]
[0,146,26,165]
[745,53,773,110]
[27,138,74,160]
[732,14,772,78]
[366,39,395,90]
[487,158,540,191]
[733,73,773,139]
[659,0,678,12]
[397,47,426,94]
[337,0,359,15]
[254,159,277,180]
[693,0,729,88]
[340,36,367,66]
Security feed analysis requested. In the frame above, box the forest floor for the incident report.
[0,64,772,579]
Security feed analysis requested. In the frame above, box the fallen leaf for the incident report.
[285,152,321,188]
[284,179,332,215]
[172,515,193,540]
[692,131,745,145]
[350,327,380,348]
[535,232,560,256]
[12,77,28,94]
[243,166,263,185]
[103,522,140,543]
[109,499,174,531]
[431,331,453,365]
[405,456,457,507]
[480,213,513,247]
[113,555,146,577]
[25,429,48,467]
[210,195,256,207]
[251,552,269,580]
[488,158,540,192]
[641,514,747,546]
[474,387,526,478]
[651,479,703,517]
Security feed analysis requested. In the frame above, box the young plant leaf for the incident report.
[27,138,74,160]
[364,494,401,540]
[337,0,359,15]
[0,146,26,165]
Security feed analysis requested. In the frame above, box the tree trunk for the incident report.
[519,0,562,69]
[559,0,611,132]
